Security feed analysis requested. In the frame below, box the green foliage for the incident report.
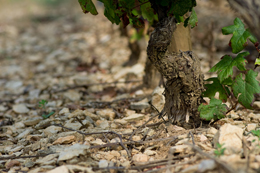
[78,0,98,15]
[184,8,197,28]
[78,0,197,28]
[251,129,260,138]
[203,78,230,101]
[232,70,260,109]
[38,100,54,119]
[209,52,248,83]
[39,99,48,109]
[199,17,260,121]
[198,98,227,121]
[222,18,258,54]
[214,143,226,157]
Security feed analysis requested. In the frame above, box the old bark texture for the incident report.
[147,17,204,123]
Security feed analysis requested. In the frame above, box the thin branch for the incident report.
[129,113,159,141]
[51,80,142,93]
[52,124,131,159]
[0,153,53,160]
[185,143,236,173]
[131,1,150,10]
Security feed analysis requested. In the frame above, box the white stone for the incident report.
[59,108,70,115]
[247,123,257,131]
[132,154,148,165]
[13,104,30,114]
[47,165,69,173]
[14,122,25,129]
[24,117,43,126]
[44,126,62,136]
[36,154,59,165]
[96,109,115,120]
[64,90,81,101]
[90,138,106,145]
[68,109,84,118]
[0,105,8,112]
[198,160,216,172]
[5,80,23,90]
[207,127,218,135]
[96,120,109,129]
[15,128,33,140]
[151,86,165,112]
[114,119,127,125]
[123,113,145,121]
[170,145,191,153]
[144,149,157,156]
[58,144,89,161]
[213,123,243,154]
[99,160,108,168]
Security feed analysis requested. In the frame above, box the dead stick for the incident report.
[185,143,235,173]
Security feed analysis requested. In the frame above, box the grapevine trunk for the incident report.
[147,16,204,124]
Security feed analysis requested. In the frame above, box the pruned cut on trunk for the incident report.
[147,17,204,124]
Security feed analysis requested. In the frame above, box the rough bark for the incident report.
[143,21,192,88]
[227,0,260,40]
[147,17,204,124]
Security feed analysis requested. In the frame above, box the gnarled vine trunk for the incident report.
[147,16,204,124]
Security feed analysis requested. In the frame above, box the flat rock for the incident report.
[84,110,100,121]
[58,143,90,161]
[151,86,165,112]
[114,119,127,125]
[247,123,257,131]
[36,154,59,165]
[13,104,30,114]
[123,113,145,121]
[53,136,76,145]
[198,160,216,172]
[132,154,148,165]
[96,109,115,120]
[24,117,43,126]
[59,108,70,115]
[0,105,8,112]
[68,109,84,118]
[99,160,108,168]
[96,120,109,129]
[130,102,150,111]
[47,165,69,173]
[44,126,62,136]
[64,90,81,101]
[213,123,243,154]
[170,145,192,153]
[15,128,33,140]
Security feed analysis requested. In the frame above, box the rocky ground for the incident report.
[1,0,260,173]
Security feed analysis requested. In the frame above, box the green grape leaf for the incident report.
[232,69,260,109]
[184,8,197,28]
[129,17,144,28]
[119,0,135,9]
[222,18,258,53]
[255,58,260,66]
[78,0,98,15]
[140,0,155,23]
[203,77,230,101]
[159,0,170,6]
[199,98,227,121]
[168,0,196,16]
[98,0,121,24]
[209,52,249,83]
[251,130,260,137]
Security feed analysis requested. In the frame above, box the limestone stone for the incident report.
[213,123,243,154]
